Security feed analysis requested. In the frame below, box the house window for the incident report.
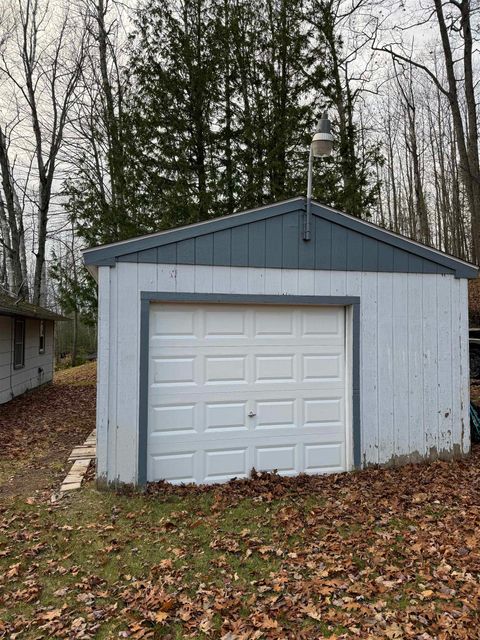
[13,318,25,369]
[39,320,45,354]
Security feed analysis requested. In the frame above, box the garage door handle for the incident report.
[248,411,256,417]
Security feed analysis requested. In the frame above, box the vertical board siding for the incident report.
[392,273,409,458]
[213,229,231,266]
[106,264,470,484]
[362,237,378,271]
[437,275,453,454]
[194,264,213,293]
[460,279,470,453]
[282,213,299,268]
[423,274,439,455]
[248,221,266,267]
[281,269,299,295]
[377,273,394,462]
[298,214,315,270]
[314,218,332,269]
[378,244,394,272]
[265,217,283,268]
[157,243,176,264]
[407,275,424,458]
[176,239,195,264]
[213,265,231,293]
[330,271,347,296]
[96,267,110,478]
[231,225,249,266]
[264,268,282,295]
[451,278,462,450]
[195,234,214,265]
[116,209,461,277]
[361,272,379,464]
[331,225,348,269]
[346,230,363,271]
[107,265,118,483]
[114,262,139,483]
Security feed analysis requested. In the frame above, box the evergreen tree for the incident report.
[68,0,381,257]
[126,0,220,227]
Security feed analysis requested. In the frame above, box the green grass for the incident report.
[0,487,289,638]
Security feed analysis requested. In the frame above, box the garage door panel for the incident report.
[148,303,348,483]
[147,435,346,484]
[301,306,343,337]
[205,448,248,482]
[302,354,343,382]
[151,356,196,386]
[151,307,197,339]
[255,444,297,475]
[255,354,295,382]
[150,403,196,435]
[150,450,197,483]
[150,346,344,391]
[150,304,345,346]
[305,443,344,472]
[255,398,296,429]
[149,390,345,437]
[204,309,247,337]
[150,381,346,398]
[254,309,294,336]
[303,397,343,425]
[205,355,247,384]
[149,421,345,443]
[205,401,248,431]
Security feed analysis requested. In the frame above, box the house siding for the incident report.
[96,263,470,485]
[0,316,55,404]
[117,211,457,276]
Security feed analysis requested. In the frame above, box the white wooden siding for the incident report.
[97,264,470,484]
[0,316,54,404]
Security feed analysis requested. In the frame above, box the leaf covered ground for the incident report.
[0,363,96,496]
[1,365,480,639]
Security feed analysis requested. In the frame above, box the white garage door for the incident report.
[147,303,349,484]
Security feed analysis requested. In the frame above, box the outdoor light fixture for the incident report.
[304,112,333,240]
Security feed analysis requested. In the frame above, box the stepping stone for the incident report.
[61,482,82,491]
[54,429,97,497]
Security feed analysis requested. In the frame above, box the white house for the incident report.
[83,198,478,487]
[0,292,65,404]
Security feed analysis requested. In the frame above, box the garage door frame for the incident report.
[138,292,361,485]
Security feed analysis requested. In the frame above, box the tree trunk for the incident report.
[433,0,480,261]
[0,126,28,297]
[72,308,78,367]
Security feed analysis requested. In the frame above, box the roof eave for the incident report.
[0,307,69,321]
[81,197,479,279]
[310,202,478,279]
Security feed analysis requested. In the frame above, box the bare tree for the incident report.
[0,0,86,304]
[0,124,28,296]
[394,65,431,245]
[373,0,480,262]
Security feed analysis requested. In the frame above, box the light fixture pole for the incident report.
[304,112,333,241]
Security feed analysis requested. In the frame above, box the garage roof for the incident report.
[83,198,478,279]
[0,292,68,321]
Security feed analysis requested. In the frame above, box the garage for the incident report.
[147,302,348,483]
[83,197,477,487]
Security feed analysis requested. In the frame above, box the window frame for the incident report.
[13,318,25,370]
[39,319,45,354]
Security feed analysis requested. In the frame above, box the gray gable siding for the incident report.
[84,199,477,278]
[118,210,455,275]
